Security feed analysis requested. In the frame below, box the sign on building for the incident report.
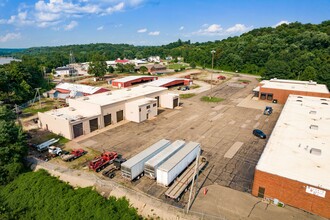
[306,186,326,198]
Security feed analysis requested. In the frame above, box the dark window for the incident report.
[153,103,156,107]
[89,118,98,132]
[116,110,124,122]
[139,108,141,112]
[260,93,266,100]
[267,93,273,100]
[258,187,265,198]
[73,123,83,138]
[104,114,111,127]
[146,105,150,109]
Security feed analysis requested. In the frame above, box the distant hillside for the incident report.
[0,48,25,56]
[15,20,330,87]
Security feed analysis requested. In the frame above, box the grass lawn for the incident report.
[200,96,224,103]
[22,99,67,116]
[168,63,186,69]
[190,84,200,89]
[180,93,196,99]
[237,79,251,83]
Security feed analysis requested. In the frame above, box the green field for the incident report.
[180,93,196,99]
[200,96,224,103]
[167,63,187,69]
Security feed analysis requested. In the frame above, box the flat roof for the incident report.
[74,85,167,106]
[145,78,188,87]
[43,107,96,122]
[113,76,157,83]
[259,79,329,93]
[127,98,156,106]
[56,82,104,95]
[256,95,330,190]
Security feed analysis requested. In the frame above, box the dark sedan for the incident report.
[253,129,266,139]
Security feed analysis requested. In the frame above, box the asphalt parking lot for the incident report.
[76,76,280,207]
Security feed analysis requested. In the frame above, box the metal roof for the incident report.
[258,79,329,93]
[113,76,157,83]
[145,140,186,167]
[56,82,104,95]
[121,139,171,169]
[145,78,189,87]
[158,141,200,172]
[256,95,330,190]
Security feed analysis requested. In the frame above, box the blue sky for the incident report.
[0,0,329,48]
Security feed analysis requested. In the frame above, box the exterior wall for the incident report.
[258,87,330,104]
[112,77,158,88]
[38,112,71,139]
[160,94,179,109]
[101,102,126,126]
[252,170,330,218]
[93,88,110,94]
[125,100,157,123]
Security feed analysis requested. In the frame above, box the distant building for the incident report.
[253,78,330,104]
[38,85,179,139]
[148,56,160,63]
[252,95,330,219]
[55,82,109,99]
[146,64,167,74]
[145,78,192,88]
[112,76,158,88]
[54,66,77,77]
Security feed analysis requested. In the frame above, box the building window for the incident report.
[146,105,150,109]
[267,93,273,101]
[309,110,317,114]
[139,108,141,112]
[310,125,318,130]
[153,103,156,107]
[260,93,266,100]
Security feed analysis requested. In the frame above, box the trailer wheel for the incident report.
[96,168,100,172]
[141,173,144,177]
[176,197,180,202]
[58,152,62,156]
[136,176,140,180]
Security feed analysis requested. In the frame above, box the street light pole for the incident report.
[210,50,216,98]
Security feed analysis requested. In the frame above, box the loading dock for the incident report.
[73,123,83,138]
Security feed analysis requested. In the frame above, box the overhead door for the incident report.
[73,123,83,138]
[104,114,111,127]
[116,110,124,122]
[173,98,179,108]
[89,118,98,132]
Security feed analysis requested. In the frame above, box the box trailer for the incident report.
[156,141,201,187]
[121,139,171,181]
[144,140,186,179]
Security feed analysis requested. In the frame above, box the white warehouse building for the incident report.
[38,85,179,140]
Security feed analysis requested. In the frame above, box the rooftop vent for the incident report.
[107,92,112,95]
[127,88,131,91]
[309,110,317,114]
[68,107,75,111]
[321,102,328,105]
[320,98,327,101]
[310,125,318,130]
[310,148,322,156]
[296,100,302,102]
[83,97,89,100]
[297,96,303,98]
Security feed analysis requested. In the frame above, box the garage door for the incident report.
[173,98,179,108]
[89,118,98,132]
[116,110,124,122]
[73,123,83,138]
[104,114,111,127]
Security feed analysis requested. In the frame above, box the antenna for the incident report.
[32,88,42,109]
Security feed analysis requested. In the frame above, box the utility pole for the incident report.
[33,88,42,109]
[186,149,201,213]
[210,50,216,98]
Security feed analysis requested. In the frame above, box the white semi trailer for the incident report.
[121,139,171,181]
[156,141,201,187]
[144,140,186,179]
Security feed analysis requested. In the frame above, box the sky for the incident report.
[0,0,329,48]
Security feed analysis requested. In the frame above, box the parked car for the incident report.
[253,129,266,139]
[217,75,226,80]
[181,86,190,91]
[264,106,273,115]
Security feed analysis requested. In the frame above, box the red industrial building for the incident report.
[145,78,192,88]
[54,82,109,99]
[252,95,330,218]
[112,76,158,88]
[253,78,330,104]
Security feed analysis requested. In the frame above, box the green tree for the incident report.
[190,62,196,69]
[262,59,291,79]
[0,106,27,185]
[116,63,125,73]
[300,66,317,81]
[139,66,148,74]
[107,65,114,73]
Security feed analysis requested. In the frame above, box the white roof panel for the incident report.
[56,82,104,95]
[259,79,329,93]
[256,95,330,189]
[113,76,156,83]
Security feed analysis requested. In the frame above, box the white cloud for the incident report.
[193,24,222,36]
[1,0,145,29]
[179,26,184,31]
[226,24,252,33]
[273,20,290,27]
[0,32,21,42]
[97,26,104,31]
[64,20,78,30]
[137,28,147,33]
[148,31,160,36]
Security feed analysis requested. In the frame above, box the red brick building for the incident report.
[145,77,192,88]
[253,79,330,104]
[252,95,330,218]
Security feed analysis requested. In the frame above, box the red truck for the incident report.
[89,151,118,172]
[217,75,226,80]
[61,149,87,162]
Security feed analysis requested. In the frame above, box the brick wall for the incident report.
[259,88,330,104]
[252,170,330,218]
